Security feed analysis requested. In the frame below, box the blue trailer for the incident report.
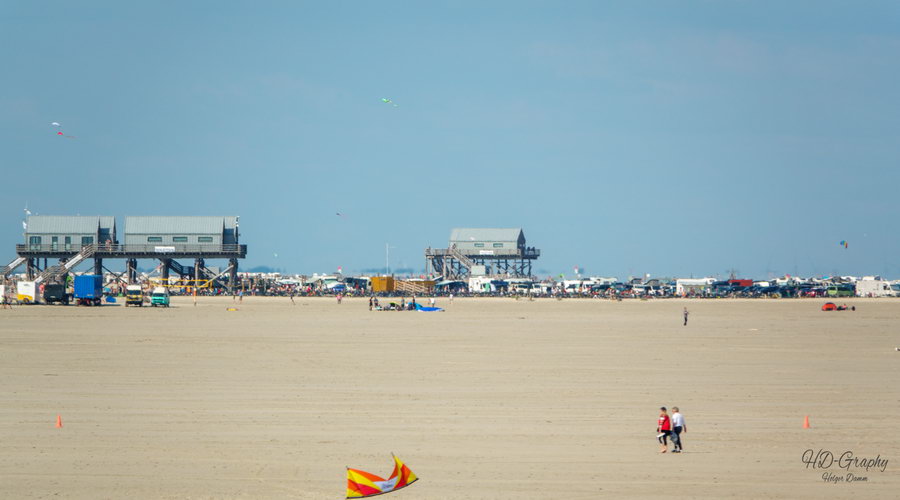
[74,275,103,306]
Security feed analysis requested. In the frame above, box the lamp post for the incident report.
[385,244,396,276]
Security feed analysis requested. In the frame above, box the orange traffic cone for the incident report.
[56,415,63,428]
[803,415,810,429]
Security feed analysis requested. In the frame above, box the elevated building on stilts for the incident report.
[2,215,246,290]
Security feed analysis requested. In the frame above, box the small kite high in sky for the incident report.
[347,455,418,498]
[52,122,75,139]
[381,97,398,108]
[839,240,848,249]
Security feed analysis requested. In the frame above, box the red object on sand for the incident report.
[822,303,837,311]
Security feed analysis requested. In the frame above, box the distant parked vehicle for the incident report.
[42,283,70,305]
[855,279,896,297]
[17,281,36,304]
[826,284,855,298]
[150,287,170,307]
[125,285,144,307]
[74,275,103,306]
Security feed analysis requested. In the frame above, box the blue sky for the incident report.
[2,1,898,279]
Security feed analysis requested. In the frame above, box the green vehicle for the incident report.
[826,284,855,297]
[150,287,170,307]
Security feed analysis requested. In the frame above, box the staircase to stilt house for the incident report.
[34,244,98,284]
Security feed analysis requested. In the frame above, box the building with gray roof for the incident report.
[426,227,540,279]
[124,216,239,245]
[5,215,245,291]
[24,215,116,252]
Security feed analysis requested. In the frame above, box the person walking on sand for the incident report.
[683,307,689,326]
[429,296,436,308]
[657,407,672,453]
[289,288,295,305]
[670,407,686,453]
[368,296,373,311]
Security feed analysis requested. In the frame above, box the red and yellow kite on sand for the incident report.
[346,454,418,498]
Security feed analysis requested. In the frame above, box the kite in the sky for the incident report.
[839,240,848,249]
[347,455,418,498]
[381,98,398,108]
[53,122,75,139]
[336,212,345,217]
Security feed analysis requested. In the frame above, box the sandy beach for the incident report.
[0,296,897,499]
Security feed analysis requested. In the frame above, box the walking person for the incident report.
[683,307,689,326]
[368,296,373,311]
[657,407,672,453]
[289,288,295,305]
[671,407,686,453]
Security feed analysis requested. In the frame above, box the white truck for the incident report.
[855,278,896,297]
[16,281,36,304]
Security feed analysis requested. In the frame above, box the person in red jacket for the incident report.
[657,407,672,453]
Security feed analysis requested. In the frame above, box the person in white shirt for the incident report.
[671,407,686,453]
